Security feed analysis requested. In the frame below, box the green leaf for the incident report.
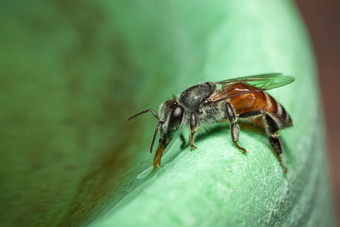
[0,1,334,226]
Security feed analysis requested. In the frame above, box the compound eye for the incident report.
[168,106,184,130]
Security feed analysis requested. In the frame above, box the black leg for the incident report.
[189,112,198,150]
[239,110,287,174]
[180,133,186,149]
[264,113,287,174]
[226,102,247,154]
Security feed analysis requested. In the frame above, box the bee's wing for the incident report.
[216,73,295,89]
[209,73,295,104]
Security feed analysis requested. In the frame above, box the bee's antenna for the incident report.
[126,109,164,153]
[150,121,162,153]
[126,109,160,122]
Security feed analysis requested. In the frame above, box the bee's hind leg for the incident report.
[264,113,287,174]
[238,110,288,174]
[226,102,247,154]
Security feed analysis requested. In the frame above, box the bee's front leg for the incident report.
[180,133,186,149]
[226,102,247,154]
[189,112,198,150]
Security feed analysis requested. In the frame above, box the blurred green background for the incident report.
[0,1,335,226]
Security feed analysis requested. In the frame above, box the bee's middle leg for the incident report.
[189,112,198,150]
[226,102,247,154]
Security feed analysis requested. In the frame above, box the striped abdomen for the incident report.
[261,92,292,129]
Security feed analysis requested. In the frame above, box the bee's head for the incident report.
[126,98,185,152]
[126,98,184,170]
[158,98,185,143]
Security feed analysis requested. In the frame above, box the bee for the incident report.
[127,73,294,173]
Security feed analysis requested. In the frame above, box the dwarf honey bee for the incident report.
[127,73,294,173]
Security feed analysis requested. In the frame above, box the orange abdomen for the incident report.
[226,83,292,129]
[227,83,277,114]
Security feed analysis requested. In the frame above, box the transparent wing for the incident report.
[208,73,295,104]
[216,73,295,89]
